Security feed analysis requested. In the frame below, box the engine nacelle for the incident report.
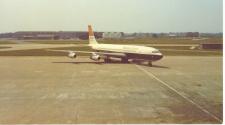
[68,52,77,58]
[90,53,100,61]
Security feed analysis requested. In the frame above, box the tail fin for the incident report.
[88,25,98,45]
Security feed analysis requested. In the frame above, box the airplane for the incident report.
[50,25,163,66]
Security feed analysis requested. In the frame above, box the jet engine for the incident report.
[68,52,77,58]
[90,53,100,61]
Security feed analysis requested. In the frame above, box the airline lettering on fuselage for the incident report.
[123,46,138,52]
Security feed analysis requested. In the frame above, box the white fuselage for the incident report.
[86,25,163,62]
[90,44,163,61]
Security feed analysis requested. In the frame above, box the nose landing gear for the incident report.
[148,61,153,67]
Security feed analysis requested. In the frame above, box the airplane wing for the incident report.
[46,49,126,57]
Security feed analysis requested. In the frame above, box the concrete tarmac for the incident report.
[0,56,222,123]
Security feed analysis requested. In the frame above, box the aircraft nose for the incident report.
[159,54,163,59]
[156,54,163,60]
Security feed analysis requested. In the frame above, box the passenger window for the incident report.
[152,50,160,53]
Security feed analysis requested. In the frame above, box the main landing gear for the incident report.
[104,58,111,63]
[121,58,129,63]
[104,57,129,64]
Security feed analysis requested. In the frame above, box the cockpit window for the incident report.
[152,50,160,53]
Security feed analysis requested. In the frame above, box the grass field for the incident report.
[0,41,17,44]
[0,46,11,49]
[20,37,223,44]
[0,37,222,56]
[99,37,223,44]
[0,46,222,56]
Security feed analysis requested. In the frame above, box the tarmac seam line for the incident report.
[135,64,222,123]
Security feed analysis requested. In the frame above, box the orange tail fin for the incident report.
[88,25,94,36]
[88,25,98,44]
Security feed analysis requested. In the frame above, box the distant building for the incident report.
[186,32,199,37]
[151,33,158,38]
[168,33,177,38]
[134,33,152,38]
[200,33,223,37]
[0,31,222,40]
[14,31,57,40]
[0,33,14,38]
[103,32,124,39]
[0,31,103,40]
[200,43,223,50]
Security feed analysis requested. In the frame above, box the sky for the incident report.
[0,0,223,33]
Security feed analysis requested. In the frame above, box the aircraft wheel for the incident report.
[148,61,153,67]
[121,58,129,63]
[104,58,111,63]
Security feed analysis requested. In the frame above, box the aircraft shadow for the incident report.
[53,61,105,65]
[52,61,169,69]
[136,63,170,69]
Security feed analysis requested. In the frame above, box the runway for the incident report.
[0,56,222,123]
